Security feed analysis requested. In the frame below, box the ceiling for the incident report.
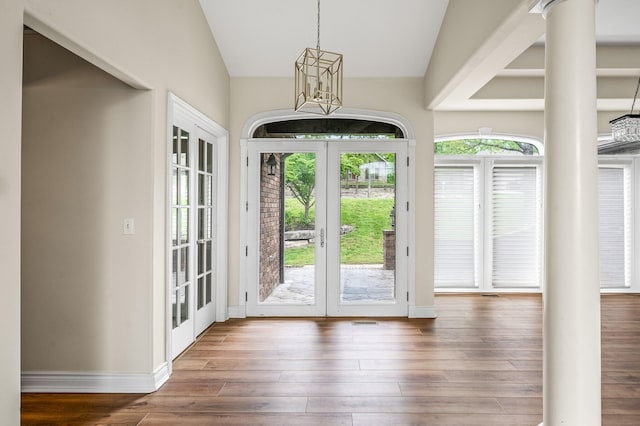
[199,0,640,111]
[199,0,449,77]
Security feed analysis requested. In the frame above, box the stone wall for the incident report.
[259,154,282,301]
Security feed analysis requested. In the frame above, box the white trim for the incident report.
[22,363,170,394]
[240,110,416,317]
[409,305,438,318]
[241,108,416,140]
[228,305,246,318]
[239,139,249,318]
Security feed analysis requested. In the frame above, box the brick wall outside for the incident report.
[383,230,395,270]
[259,154,282,301]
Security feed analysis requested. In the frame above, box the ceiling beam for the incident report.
[424,0,544,110]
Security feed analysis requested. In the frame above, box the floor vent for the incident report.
[482,294,500,297]
[352,320,378,325]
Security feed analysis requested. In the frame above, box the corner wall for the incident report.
[21,0,230,382]
[0,1,23,422]
[22,33,154,374]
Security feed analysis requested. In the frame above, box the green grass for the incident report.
[284,197,394,266]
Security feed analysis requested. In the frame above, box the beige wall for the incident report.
[0,0,23,422]
[229,77,436,309]
[22,0,230,374]
[22,33,154,372]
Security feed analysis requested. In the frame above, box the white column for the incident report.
[543,0,601,425]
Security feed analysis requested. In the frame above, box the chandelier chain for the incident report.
[316,0,321,52]
[631,76,640,115]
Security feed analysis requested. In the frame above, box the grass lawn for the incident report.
[284,197,394,266]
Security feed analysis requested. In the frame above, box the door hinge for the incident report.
[245,246,248,256]
[246,156,249,167]
[407,246,409,256]
[406,201,409,211]
[245,292,248,302]
[246,201,249,212]
[407,156,410,167]
[407,292,409,302]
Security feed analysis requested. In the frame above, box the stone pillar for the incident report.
[383,230,395,270]
[542,0,601,424]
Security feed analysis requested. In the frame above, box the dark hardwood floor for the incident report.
[21,294,640,425]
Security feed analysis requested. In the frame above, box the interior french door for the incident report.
[246,139,408,316]
[170,119,217,357]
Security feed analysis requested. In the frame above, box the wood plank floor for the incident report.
[21,294,640,425]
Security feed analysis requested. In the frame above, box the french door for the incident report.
[246,140,408,316]
[170,119,217,357]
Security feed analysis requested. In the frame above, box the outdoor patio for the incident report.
[263,265,395,304]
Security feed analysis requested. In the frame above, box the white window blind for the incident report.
[491,167,540,288]
[434,167,477,288]
[598,166,629,288]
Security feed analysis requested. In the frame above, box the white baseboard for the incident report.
[21,362,170,393]
[227,305,246,318]
[409,305,438,318]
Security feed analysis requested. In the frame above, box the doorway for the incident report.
[168,94,228,358]
[246,139,409,316]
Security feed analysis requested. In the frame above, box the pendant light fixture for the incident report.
[605,76,640,153]
[294,0,343,115]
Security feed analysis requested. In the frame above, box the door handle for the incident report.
[320,228,325,248]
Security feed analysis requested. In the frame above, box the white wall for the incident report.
[229,77,436,310]
[435,111,545,140]
[22,0,230,378]
[0,0,23,422]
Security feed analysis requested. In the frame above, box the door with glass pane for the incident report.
[246,140,407,316]
[170,122,216,357]
[326,141,408,316]
[246,141,327,316]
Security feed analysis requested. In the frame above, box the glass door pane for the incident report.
[260,152,316,304]
[247,142,326,316]
[339,152,396,303]
[195,133,216,335]
[171,125,195,356]
[327,142,408,317]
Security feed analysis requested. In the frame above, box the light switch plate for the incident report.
[123,218,135,235]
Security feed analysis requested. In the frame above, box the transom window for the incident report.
[252,118,404,139]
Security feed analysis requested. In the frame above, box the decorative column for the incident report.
[542,0,601,424]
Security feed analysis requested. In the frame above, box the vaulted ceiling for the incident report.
[200,0,640,112]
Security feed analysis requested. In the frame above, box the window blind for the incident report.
[434,167,477,288]
[491,167,540,287]
[599,167,629,288]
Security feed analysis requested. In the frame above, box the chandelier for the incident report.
[294,0,343,115]
[606,77,640,153]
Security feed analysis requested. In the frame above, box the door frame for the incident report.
[238,109,416,318]
[166,92,228,361]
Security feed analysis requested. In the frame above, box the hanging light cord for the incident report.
[316,0,321,52]
[631,76,640,115]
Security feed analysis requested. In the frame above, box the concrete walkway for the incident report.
[263,264,395,304]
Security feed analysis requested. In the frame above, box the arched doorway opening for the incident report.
[242,110,414,316]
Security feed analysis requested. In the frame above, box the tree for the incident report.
[340,154,365,189]
[284,152,396,223]
[284,153,316,224]
[434,139,538,155]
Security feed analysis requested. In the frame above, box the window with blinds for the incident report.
[491,166,541,287]
[598,166,630,288]
[434,166,477,288]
